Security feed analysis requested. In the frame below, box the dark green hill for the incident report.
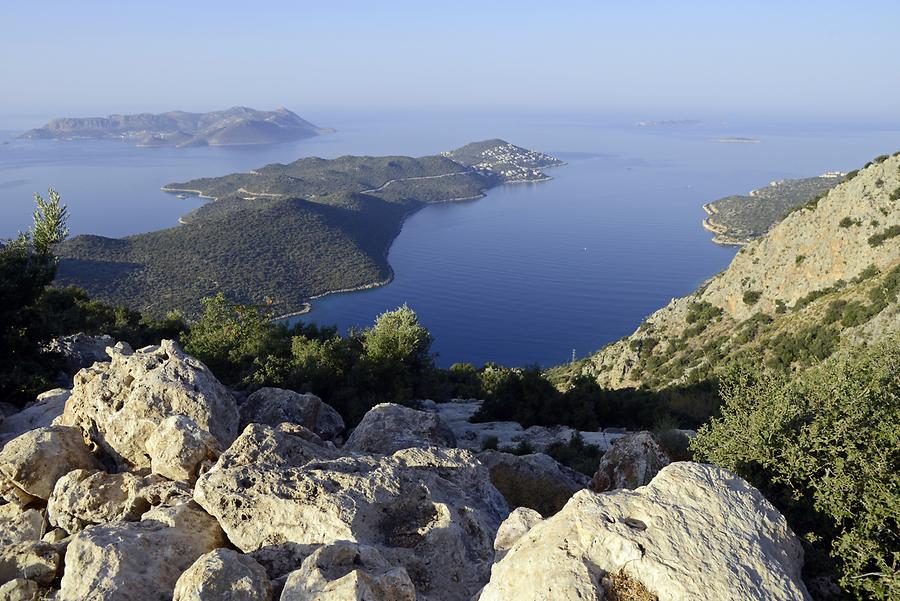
[56,140,561,317]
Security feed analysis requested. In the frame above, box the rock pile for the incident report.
[0,339,810,600]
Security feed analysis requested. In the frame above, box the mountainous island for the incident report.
[18,107,331,147]
[702,171,846,245]
[55,139,563,317]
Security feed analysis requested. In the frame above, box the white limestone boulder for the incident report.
[0,541,61,587]
[591,431,670,492]
[0,388,69,448]
[492,507,542,562]
[0,425,99,504]
[280,541,415,601]
[173,548,272,601]
[239,387,344,441]
[57,340,239,471]
[0,503,45,546]
[146,415,221,483]
[47,468,192,533]
[0,578,41,600]
[479,462,810,601]
[344,403,456,454]
[57,501,225,601]
[194,423,507,601]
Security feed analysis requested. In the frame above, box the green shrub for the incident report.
[692,340,900,598]
[868,225,900,247]
[839,216,861,228]
[844,170,859,180]
[795,255,805,265]
[742,290,762,305]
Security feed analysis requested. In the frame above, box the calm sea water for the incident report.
[1,112,897,367]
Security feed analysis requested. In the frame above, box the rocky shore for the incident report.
[0,338,811,600]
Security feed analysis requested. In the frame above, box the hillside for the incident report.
[19,107,331,147]
[702,172,845,245]
[55,140,561,317]
[565,152,900,390]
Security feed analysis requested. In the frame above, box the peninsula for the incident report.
[701,171,845,245]
[19,106,331,147]
[55,139,563,317]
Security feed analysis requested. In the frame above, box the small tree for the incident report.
[31,188,69,256]
[363,305,433,368]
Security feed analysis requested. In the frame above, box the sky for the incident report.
[2,1,900,125]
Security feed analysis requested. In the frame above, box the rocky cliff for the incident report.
[578,152,900,390]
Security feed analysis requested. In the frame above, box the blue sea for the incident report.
[1,112,897,367]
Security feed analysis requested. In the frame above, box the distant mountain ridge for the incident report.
[19,106,332,147]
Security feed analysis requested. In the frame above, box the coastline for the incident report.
[701,202,748,246]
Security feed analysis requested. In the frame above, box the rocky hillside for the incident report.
[19,107,331,148]
[576,152,900,390]
[0,339,811,600]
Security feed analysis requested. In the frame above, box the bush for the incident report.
[742,290,762,305]
[868,225,900,247]
[839,216,860,228]
[692,340,900,599]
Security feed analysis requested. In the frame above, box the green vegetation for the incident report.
[868,225,900,247]
[56,141,559,318]
[692,340,900,599]
[839,216,861,228]
[890,187,900,201]
[742,290,762,305]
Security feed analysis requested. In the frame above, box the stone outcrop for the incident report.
[239,387,344,441]
[194,421,507,601]
[58,340,238,471]
[0,425,99,504]
[0,578,41,600]
[46,333,115,375]
[280,542,416,601]
[478,462,810,601]
[58,501,225,601]
[492,507,542,562]
[0,503,45,545]
[0,542,61,587]
[47,468,191,533]
[173,548,272,601]
[0,389,69,447]
[146,415,221,483]
[591,431,671,492]
[476,450,590,516]
[344,403,456,454]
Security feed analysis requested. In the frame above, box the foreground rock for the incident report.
[0,389,69,447]
[58,502,225,601]
[0,541,61,586]
[479,462,810,601]
[58,340,239,471]
[239,387,344,441]
[194,422,507,601]
[48,468,191,533]
[344,403,456,454]
[0,425,99,504]
[47,333,115,375]
[145,415,221,483]
[0,578,41,600]
[476,450,589,516]
[591,431,671,492]
[0,503,45,545]
[173,548,272,601]
[281,542,416,601]
[492,507,543,562]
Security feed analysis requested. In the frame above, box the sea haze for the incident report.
[1,113,897,367]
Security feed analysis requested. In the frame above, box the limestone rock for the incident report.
[493,507,542,562]
[0,503,45,545]
[0,578,40,601]
[58,501,225,601]
[146,415,220,482]
[0,389,69,447]
[47,468,191,533]
[173,548,272,601]
[344,403,456,454]
[194,423,507,601]
[47,333,115,374]
[239,387,344,441]
[477,450,590,516]
[58,339,239,471]
[0,541,60,586]
[479,462,810,601]
[281,542,415,601]
[591,431,671,492]
[0,425,99,503]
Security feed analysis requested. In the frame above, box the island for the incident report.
[19,107,332,147]
[55,139,563,317]
[702,172,845,245]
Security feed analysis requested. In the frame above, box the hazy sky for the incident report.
[2,1,899,123]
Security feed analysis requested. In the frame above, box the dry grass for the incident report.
[603,569,657,601]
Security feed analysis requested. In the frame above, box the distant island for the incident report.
[56,139,563,317]
[19,106,332,147]
[702,171,846,245]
